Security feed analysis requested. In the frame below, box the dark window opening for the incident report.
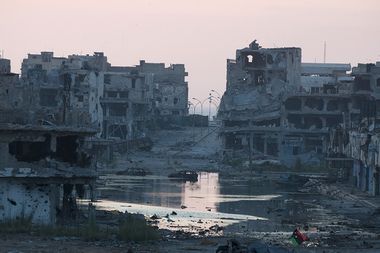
[326,100,338,111]
[107,91,117,98]
[267,54,274,65]
[305,98,324,111]
[109,104,127,117]
[9,135,51,162]
[253,135,264,153]
[77,95,84,102]
[244,52,266,68]
[285,98,302,111]
[326,116,343,128]
[56,135,79,164]
[224,120,249,127]
[354,76,371,91]
[293,146,300,155]
[304,116,323,129]
[173,98,179,104]
[225,134,243,150]
[287,114,303,129]
[377,78,380,87]
[104,74,111,84]
[132,78,136,88]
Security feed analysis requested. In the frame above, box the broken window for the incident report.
[256,71,265,85]
[326,100,338,111]
[326,116,343,128]
[225,134,243,149]
[132,78,136,88]
[288,114,303,128]
[109,104,127,117]
[104,74,111,84]
[354,76,371,91]
[304,116,323,129]
[107,91,117,98]
[253,134,264,153]
[285,98,301,111]
[9,135,51,162]
[267,54,274,65]
[243,52,266,68]
[56,135,78,164]
[224,120,249,127]
[305,98,323,111]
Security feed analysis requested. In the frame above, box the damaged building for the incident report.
[218,40,353,167]
[328,62,380,195]
[100,68,152,140]
[0,123,96,224]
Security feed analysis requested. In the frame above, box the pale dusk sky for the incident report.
[1,0,379,111]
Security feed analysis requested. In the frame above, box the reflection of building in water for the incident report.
[181,173,220,211]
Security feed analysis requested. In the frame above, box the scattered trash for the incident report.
[209,224,223,233]
[150,214,160,220]
[289,228,308,246]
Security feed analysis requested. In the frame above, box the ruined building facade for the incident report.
[16,52,188,140]
[328,62,380,196]
[219,41,353,167]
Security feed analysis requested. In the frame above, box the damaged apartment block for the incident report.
[0,123,97,224]
[219,40,352,167]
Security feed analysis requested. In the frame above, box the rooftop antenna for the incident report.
[323,41,326,64]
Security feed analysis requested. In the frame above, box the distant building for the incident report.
[218,40,354,167]
[137,60,188,116]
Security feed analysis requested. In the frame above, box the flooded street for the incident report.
[94,171,380,250]
[96,172,292,219]
[96,172,315,233]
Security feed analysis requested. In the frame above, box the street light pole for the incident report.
[192,98,202,115]
[211,89,222,98]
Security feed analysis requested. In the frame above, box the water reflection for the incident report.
[181,172,219,212]
[98,172,282,217]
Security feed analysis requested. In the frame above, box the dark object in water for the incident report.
[168,171,198,182]
[116,167,151,176]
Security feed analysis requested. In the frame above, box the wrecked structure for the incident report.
[218,41,353,167]
[0,59,97,224]
[19,52,189,140]
[0,123,96,224]
[137,60,189,117]
[328,62,380,195]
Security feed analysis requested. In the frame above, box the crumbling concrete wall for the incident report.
[0,179,57,224]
